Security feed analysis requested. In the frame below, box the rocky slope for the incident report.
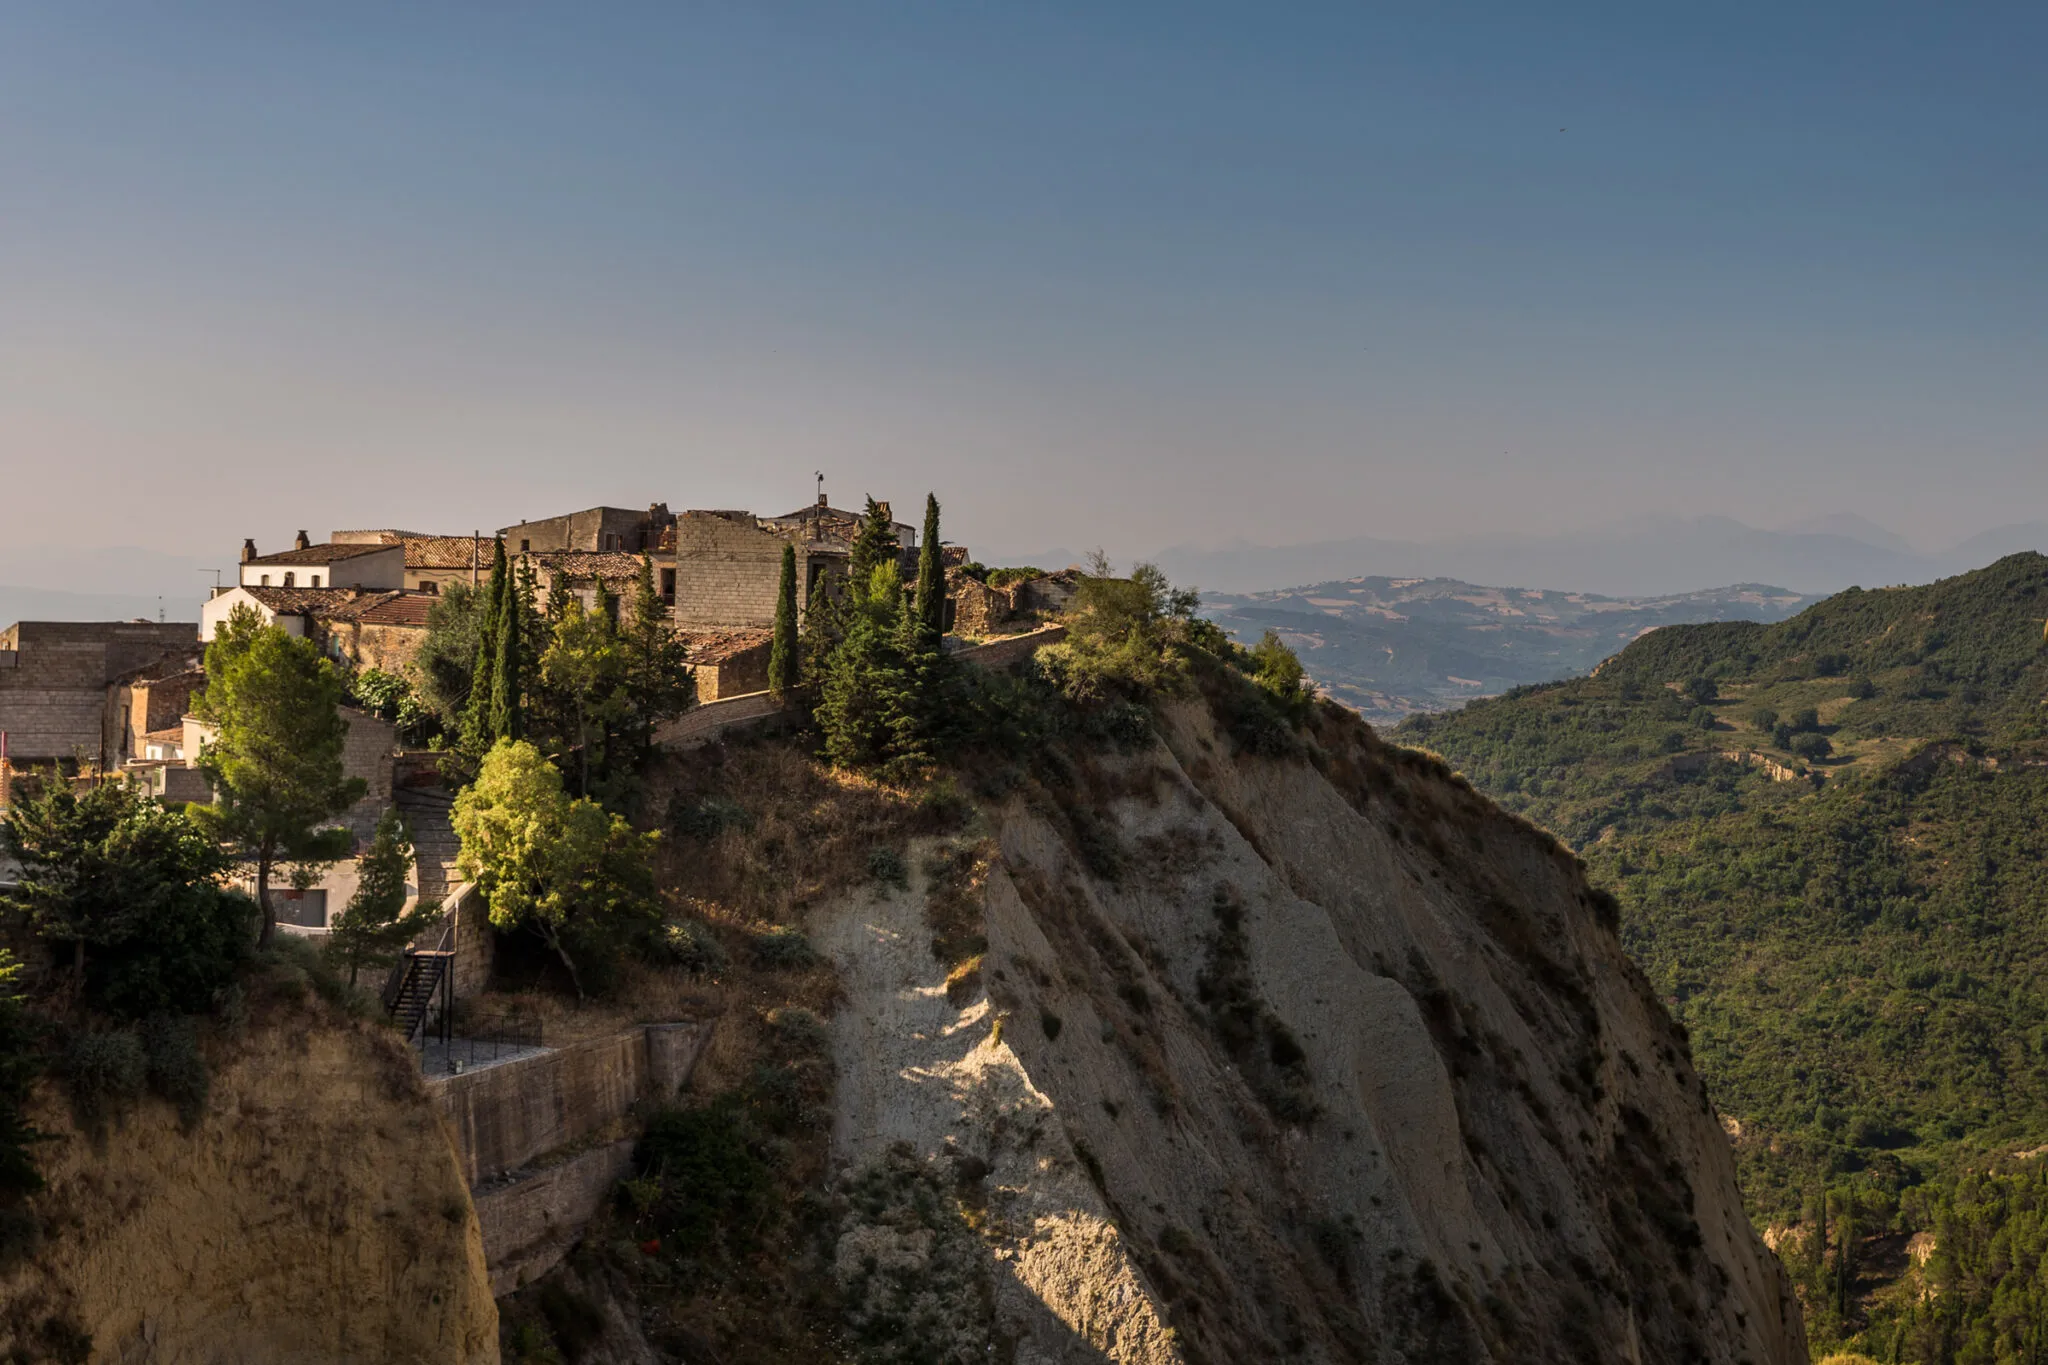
[0,1004,498,1364]
[816,700,1804,1363]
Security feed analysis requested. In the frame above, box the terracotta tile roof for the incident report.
[533,551,650,582]
[404,535,489,569]
[352,595,435,628]
[679,628,774,665]
[241,586,362,613]
[246,542,400,567]
[142,725,185,745]
[330,529,437,544]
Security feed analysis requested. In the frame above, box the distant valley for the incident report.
[1203,575,1815,722]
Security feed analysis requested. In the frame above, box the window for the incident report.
[310,575,321,587]
[520,539,529,552]
[659,568,676,603]
[423,580,439,594]
[283,572,296,587]
[260,574,271,586]
[604,533,619,551]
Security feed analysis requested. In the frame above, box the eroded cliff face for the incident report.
[0,1007,498,1365]
[818,700,1805,1365]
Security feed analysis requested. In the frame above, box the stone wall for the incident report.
[672,513,787,628]
[652,690,787,749]
[955,624,1068,672]
[0,622,196,763]
[693,638,773,701]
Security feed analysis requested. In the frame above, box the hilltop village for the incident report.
[0,494,1077,916]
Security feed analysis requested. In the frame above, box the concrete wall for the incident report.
[0,622,197,763]
[430,1022,706,1188]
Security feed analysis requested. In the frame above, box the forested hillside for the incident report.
[1399,553,2048,1361]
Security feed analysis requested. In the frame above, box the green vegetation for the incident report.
[2,780,253,1016]
[452,739,662,999]
[1399,552,2048,1358]
[193,605,366,946]
[325,808,436,987]
[769,541,799,700]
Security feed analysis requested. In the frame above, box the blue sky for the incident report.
[1,2,2042,570]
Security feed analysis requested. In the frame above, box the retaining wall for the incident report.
[431,1022,705,1187]
[472,1139,637,1297]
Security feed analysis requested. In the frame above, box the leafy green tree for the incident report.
[538,595,631,799]
[0,781,252,1014]
[452,740,660,999]
[1684,674,1719,704]
[411,579,484,741]
[325,808,436,987]
[193,610,365,947]
[1250,630,1309,707]
[913,493,945,641]
[1038,563,1201,703]
[846,496,900,599]
[769,542,799,701]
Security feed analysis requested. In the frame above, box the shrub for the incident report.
[661,920,729,976]
[765,1005,830,1051]
[633,1099,772,1256]
[1790,731,1833,760]
[749,925,821,969]
[139,1014,210,1130]
[667,794,752,839]
[1689,706,1717,730]
[64,1030,147,1141]
[832,1146,994,1364]
[1684,676,1718,704]
[866,846,909,889]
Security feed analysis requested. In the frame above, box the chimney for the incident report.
[294,529,311,551]
[818,492,829,510]
[241,539,257,564]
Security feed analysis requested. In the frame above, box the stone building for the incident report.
[943,568,1082,638]
[198,586,433,671]
[671,496,922,631]
[403,536,492,594]
[105,659,206,767]
[238,532,405,592]
[680,629,775,700]
[0,620,198,765]
[500,504,676,555]
[524,551,659,616]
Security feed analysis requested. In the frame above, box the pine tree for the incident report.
[770,542,799,700]
[325,808,434,986]
[847,496,900,599]
[816,562,911,769]
[913,492,945,641]
[623,555,693,748]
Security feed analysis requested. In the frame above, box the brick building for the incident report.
[0,620,198,765]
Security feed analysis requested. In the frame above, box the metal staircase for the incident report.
[387,949,454,1045]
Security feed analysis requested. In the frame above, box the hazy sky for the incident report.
[3,2,2043,571]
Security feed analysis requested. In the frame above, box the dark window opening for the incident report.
[659,568,676,604]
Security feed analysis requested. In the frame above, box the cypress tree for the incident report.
[490,569,522,742]
[464,539,508,752]
[770,543,799,700]
[914,492,944,640]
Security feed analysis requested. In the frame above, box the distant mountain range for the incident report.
[1202,576,1816,722]
[1152,515,2048,597]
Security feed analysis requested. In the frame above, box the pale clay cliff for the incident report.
[819,701,1805,1364]
[3,696,1802,1364]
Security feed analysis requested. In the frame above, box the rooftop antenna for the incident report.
[157,596,164,624]
[196,568,223,596]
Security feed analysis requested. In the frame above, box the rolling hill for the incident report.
[1202,576,1813,722]
[1396,552,2048,1359]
